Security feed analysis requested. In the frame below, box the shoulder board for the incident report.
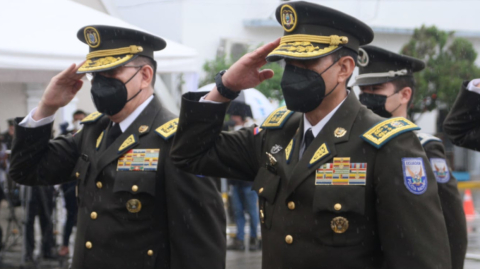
[261,106,294,129]
[155,118,178,140]
[361,117,420,149]
[416,132,442,146]
[81,111,104,124]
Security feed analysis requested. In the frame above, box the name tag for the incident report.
[117,149,160,171]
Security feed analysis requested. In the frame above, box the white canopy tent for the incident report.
[0,0,198,117]
[0,0,198,74]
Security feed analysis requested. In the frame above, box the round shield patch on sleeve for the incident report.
[402,158,428,195]
[430,158,450,183]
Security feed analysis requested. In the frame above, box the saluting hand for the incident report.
[206,39,280,102]
[34,63,85,120]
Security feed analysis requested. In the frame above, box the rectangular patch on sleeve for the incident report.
[430,158,450,183]
[402,158,428,195]
[117,149,160,171]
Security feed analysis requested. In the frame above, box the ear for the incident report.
[337,56,355,85]
[399,87,412,105]
[140,65,154,88]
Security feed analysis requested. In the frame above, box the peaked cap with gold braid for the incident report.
[266,1,374,62]
[76,25,166,74]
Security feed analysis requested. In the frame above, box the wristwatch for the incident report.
[215,70,240,100]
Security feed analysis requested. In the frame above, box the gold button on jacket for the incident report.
[285,235,293,244]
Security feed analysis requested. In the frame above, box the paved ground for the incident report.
[0,198,479,268]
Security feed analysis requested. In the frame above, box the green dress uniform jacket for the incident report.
[444,80,480,151]
[9,98,226,269]
[417,133,467,269]
[171,90,451,269]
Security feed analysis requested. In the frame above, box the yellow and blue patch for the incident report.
[117,149,160,171]
[118,134,138,154]
[285,138,295,164]
[316,158,367,185]
[261,106,294,129]
[155,118,178,140]
[430,158,450,183]
[402,158,428,195]
[96,131,104,151]
[308,143,330,168]
[361,117,419,149]
[81,111,104,124]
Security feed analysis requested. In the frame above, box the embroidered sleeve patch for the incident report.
[361,117,420,149]
[261,106,294,129]
[430,158,450,183]
[117,149,160,171]
[155,118,179,140]
[316,158,367,185]
[402,158,428,195]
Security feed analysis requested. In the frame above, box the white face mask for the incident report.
[233,125,243,131]
[73,121,82,131]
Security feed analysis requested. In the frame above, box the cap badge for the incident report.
[281,5,297,32]
[84,27,101,48]
[357,48,369,67]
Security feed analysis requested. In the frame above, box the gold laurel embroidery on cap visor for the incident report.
[281,5,297,32]
[84,27,101,48]
[268,35,348,59]
[77,55,134,73]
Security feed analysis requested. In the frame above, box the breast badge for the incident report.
[430,158,450,183]
[331,216,349,234]
[126,199,142,213]
[402,158,428,195]
[117,149,160,171]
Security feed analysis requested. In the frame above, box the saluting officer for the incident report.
[171,2,451,269]
[9,25,225,269]
[354,45,467,269]
[444,79,480,151]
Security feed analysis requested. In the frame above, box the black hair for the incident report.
[390,76,416,108]
[73,110,87,117]
[132,56,157,87]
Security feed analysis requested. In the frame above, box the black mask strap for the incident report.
[124,66,144,103]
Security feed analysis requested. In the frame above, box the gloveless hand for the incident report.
[221,38,281,91]
[34,63,85,120]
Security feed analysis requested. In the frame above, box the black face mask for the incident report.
[280,61,339,113]
[90,68,143,116]
[359,92,401,118]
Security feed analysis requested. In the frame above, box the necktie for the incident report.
[106,122,122,148]
[304,128,314,150]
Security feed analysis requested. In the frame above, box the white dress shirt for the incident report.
[467,79,480,94]
[19,95,154,133]
[299,94,348,157]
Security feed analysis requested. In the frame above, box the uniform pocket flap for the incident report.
[313,186,365,215]
[71,155,90,182]
[252,167,280,204]
[114,172,157,196]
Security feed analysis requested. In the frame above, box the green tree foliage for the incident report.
[199,46,284,101]
[401,25,480,116]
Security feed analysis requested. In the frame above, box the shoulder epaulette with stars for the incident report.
[81,111,104,124]
[261,106,294,129]
[155,118,178,140]
[361,117,420,149]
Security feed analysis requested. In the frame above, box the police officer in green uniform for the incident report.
[9,25,225,269]
[354,45,467,269]
[171,2,451,268]
[444,79,480,151]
